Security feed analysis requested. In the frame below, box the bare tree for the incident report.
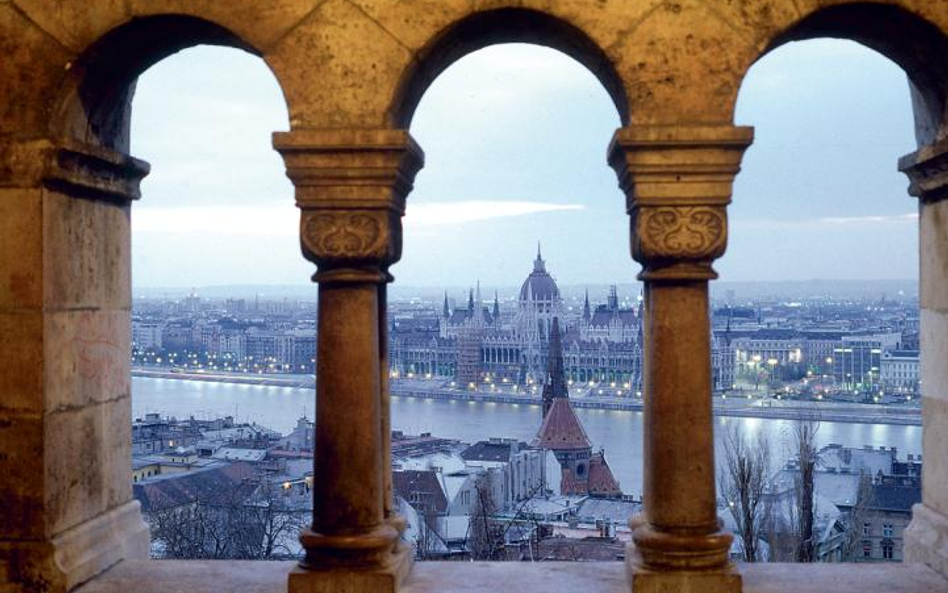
[719,423,771,562]
[793,419,819,563]
[467,475,505,560]
[148,477,305,560]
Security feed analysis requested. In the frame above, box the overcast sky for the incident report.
[130,40,917,289]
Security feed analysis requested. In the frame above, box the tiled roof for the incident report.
[533,397,591,450]
[587,452,622,497]
[133,462,256,513]
[393,469,448,513]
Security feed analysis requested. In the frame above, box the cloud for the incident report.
[405,201,584,227]
[132,200,584,236]
[736,212,917,230]
[816,213,917,225]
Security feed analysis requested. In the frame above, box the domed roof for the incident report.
[519,245,560,301]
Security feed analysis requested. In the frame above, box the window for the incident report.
[883,524,894,537]
[863,544,873,558]
[863,522,873,536]
[883,544,894,560]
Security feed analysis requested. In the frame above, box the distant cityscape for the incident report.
[129,248,923,564]
[132,247,921,407]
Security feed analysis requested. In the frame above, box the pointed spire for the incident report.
[533,242,546,273]
[541,317,569,417]
[443,291,450,319]
[468,288,474,314]
[583,288,591,322]
[493,291,500,321]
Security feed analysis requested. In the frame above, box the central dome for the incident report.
[519,246,560,301]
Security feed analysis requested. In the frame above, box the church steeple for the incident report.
[468,288,474,315]
[493,291,500,322]
[583,289,591,322]
[542,317,568,417]
[443,291,450,319]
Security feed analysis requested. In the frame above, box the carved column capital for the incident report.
[42,138,150,203]
[900,139,948,203]
[273,129,424,283]
[608,125,752,280]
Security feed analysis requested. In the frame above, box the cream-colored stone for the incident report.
[0,188,43,310]
[0,411,45,541]
[127,0,324,53]
[44,397,132,537]
[266,0,413,129]
[69,560,948,593]
[921,199,948,311]
[42,190,131,311]
[12,0,129,53]
[50,501,149,592]
[920,308,948,402]
[906,503,948,580]
[44,309,130,414]
[0,5,73,137]
[289,545,412,593]
[0,311,44,415]
[922,396,948,518]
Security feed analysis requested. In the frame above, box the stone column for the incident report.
[274,129,423,593]
[899,139,948,579]
[609,125,752,593]
[0,138,150,593]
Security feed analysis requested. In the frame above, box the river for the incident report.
[133,377,923,498]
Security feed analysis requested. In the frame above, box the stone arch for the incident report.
[389,7,630,128]
[747,2,948,145]
[52,14,289,151]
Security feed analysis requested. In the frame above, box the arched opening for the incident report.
[48,16,312,562]
[719,28,930,563]
[385,40,645,560]
[54,15,266,151]
[390,8,629,128]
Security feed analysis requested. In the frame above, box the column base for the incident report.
[0,501,149,593]
[905,503,948,579]
[627,551,741,593]
[289,541,413,593]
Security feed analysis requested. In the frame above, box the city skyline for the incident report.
[131,40,916,288]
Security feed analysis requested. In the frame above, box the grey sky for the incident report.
[130,40,917,289]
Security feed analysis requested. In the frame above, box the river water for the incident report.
[133,377,922,498]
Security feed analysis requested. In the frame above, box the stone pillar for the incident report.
[0,138,150,592]
[609,125,752,593]
[899,139,948,579]
[274,129,423,593]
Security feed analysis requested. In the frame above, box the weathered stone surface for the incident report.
[922,396,948,517]
[44,309,130,414]
[921,199,948,312]
[70,560,948,593]
[0,311,44,415]
[0,188,43,310]
[45,397,132,537]
[42,190,131,311]
[920,309,948,403]
[0,6,73,138]
[0,412,45,540]
[3,2,948,592]
[906,503,948,581]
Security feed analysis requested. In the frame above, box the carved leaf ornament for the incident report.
[640,207,725,260]
[303,212,386,260]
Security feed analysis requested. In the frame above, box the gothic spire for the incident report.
[583,288,591,322]
[468,288,474,314]
[542,317,569,417]
[493,291,500,321]
[443,291,450,319]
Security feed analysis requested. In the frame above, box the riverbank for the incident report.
[131,368,921,426]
